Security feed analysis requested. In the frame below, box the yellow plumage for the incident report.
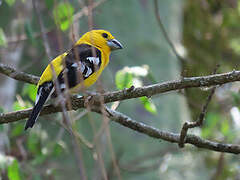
[38,53,66,87]
[25,29,123,130]
[38,30,119,90]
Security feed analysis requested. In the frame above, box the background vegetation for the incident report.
[0,0,240,179]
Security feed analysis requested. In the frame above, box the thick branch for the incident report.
[179,65,219,147]
[1,63,240,123]
[93,106,240,154]
[1,64,240,154]
[1,101,240,154]
[0,63,39,85]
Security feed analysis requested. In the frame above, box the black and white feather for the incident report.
[25,44,102,130]
[57,44,102,92]
[25,82,54,130]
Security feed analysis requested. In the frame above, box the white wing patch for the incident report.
[35,87,42,105]
[68,56,100,81]
[87,57,100,66]
[85,66,93,77]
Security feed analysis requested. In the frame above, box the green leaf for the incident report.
[0,28,7,47]
[53,2,74,31]
[22,84,37,102]
[13,101,25,111]
[13,100,32,111]
[7,159,21,180]
[115,70,133,90]
[5,0,15,6]
[139,97,157,115]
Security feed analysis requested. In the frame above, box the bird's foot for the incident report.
[84,95,95,108]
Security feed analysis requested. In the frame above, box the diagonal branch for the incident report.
[1,63,240,124]
[0,63,39,85]
[1,63,240,154]
[179,65,219,147]
[92,106,240,154]
[153,0,186,64]
[2,102,240,154]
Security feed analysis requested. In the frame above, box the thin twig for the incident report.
[32,1,87,179]
[2,64,240,153]
[2,66,240,124]
[73,0,106,22]
[154,0,186,64]
[6,1,106,44]
[178,65,219,147]
[211,153,225,180]
[101,106,240,154]
[32,0,52,60]
[0,94,240,154]
[178,87,216,147]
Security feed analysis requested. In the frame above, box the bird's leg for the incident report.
[84,95,95,108]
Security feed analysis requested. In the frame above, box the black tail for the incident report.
[25,82,53,130]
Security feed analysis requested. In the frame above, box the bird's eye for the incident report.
[102,33,108,38]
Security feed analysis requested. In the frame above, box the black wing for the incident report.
[57,44,102,91]
[25,44,101,129]
[25,81,54,130]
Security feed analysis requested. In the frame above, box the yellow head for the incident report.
[77,30,123,53]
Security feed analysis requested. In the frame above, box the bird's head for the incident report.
[77,30,123,52]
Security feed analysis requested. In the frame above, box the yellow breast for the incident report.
[38,53,67,87]
[38,44,110,94]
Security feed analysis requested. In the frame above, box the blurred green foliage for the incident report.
[22,84,37,102]
[1,0,240,179]
[7,159,21,180]
[115,66,157,115]
[0,28,7,47]
[53,2,74,31]
[4,0,15,7]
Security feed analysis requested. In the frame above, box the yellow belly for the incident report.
[70,68,103,93]
[38,47,110,94]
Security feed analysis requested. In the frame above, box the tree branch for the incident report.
[1,63,240,154]
[0,63,39,85]
[93,106,240,154]
[179,65,219,147]
[1,62,240,122]
[154,0,186,64]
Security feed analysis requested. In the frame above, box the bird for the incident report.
[25,29,123,130]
